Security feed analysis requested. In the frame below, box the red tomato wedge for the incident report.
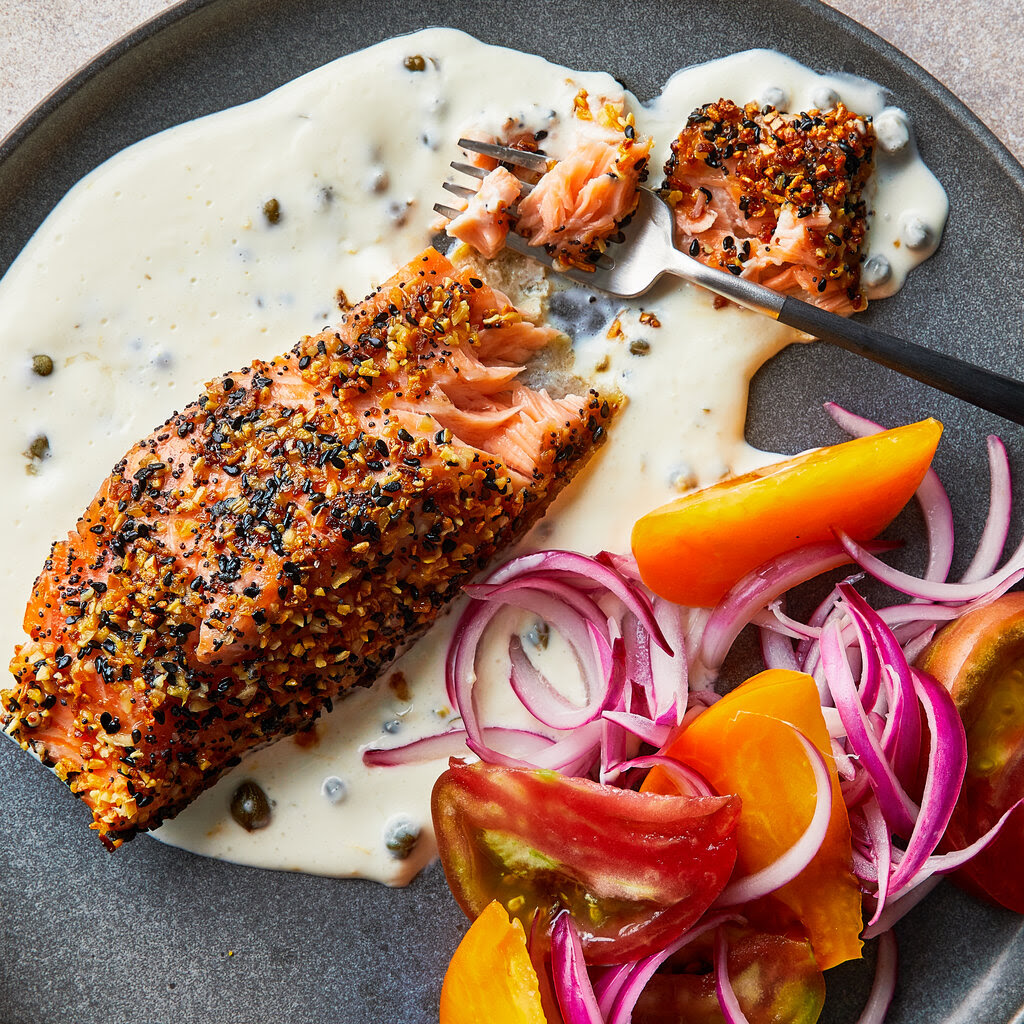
[919,593,1024,913]
[431,760,740,965]
[440,900,548,1024]
[632,924,825,1024]
[643,670,862,970]
[631,418,942,607]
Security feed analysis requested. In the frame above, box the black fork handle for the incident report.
[779,295,1024,427]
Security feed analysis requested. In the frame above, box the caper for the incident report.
[31,354,54,377]
[321,775,347,805]
[403,55,426,72]
[524,618,550,651]
[230,779,272,831]
[384,815,420,859]
[629,339,651,356]
[262,198,281,224]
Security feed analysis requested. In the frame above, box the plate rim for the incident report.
[2,0,1023,196]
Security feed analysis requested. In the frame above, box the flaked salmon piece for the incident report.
[663,99,875,314]
[3,248,616,848]
[447,91,652,271]
[445,166,523,259]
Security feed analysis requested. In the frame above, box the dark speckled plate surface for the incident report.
[2,2,1024,1022]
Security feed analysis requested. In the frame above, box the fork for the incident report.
[436,139,1024,428]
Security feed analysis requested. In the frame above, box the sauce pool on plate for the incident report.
[0,28,947,883]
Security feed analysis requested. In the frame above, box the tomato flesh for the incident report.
[431,760,740,964]
[632,925,825,1024]
[920,594,1024,912]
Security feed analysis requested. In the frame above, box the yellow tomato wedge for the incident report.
[631,418,942,607]
[440,900,548,1024]
[642,669,863,970]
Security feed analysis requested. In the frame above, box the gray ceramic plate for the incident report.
[2,2,1023,1022]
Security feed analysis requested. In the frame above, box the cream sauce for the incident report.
[0,29,947,884]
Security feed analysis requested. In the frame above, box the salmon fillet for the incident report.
[3,248,615,848]
[663,100,875,314]
[447,91,652,271]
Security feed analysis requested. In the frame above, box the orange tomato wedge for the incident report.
[440,900,548,1024]
[642,669,863,970]
[631,418,942,607]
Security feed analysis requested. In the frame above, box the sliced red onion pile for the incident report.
[363,404,1024,1024]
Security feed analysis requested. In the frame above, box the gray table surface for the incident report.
[1,0,1023,165]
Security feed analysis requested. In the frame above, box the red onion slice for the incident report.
[600,710,671,749]
[610,755,716,797]
[701,540,889,671]
[487,550,670,652]
[861,877,942,940]
[885,669,967,893]
[650,596,688,724]
[853,931,898,1024]
[551,913,605,1024]
[862,798,893,927]
[820,619,919,836]
[760,624,800,671]
[361,725,553,767]
[713,719,833,907]
[508,634,610,731]
[961,435,1012,582]
[714,927,753,1024]
[887,797,1024,901]
[604,913,742,1024]
[837,530,1024,604]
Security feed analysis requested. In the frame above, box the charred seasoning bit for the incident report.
[639,311,661,328]
[388,671,411,702]
[32,354,54,377]
[262,198,281,224]
[2,248,617,849]
[403,55,427,72]
[336,288,352,312]
[629,339,651,356]
[230,780,272,831]
[293,722,320,749]
[662,98,874,314]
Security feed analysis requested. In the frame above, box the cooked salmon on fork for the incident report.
[441,90,652,269]
[466,148,1024,426]
[3,247,616,848]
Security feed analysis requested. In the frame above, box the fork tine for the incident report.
[450,160,487,180]
[433,202,463,221]
[451,159,534,197]
[442,181,477,200]
[457,138,549,174]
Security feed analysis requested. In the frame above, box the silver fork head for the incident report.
[502,189,680,297]
[436,139,680,298]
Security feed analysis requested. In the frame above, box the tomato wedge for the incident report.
[643,670,862,970]
[919,593,1024,913]
[632,924,825,1024]
[431,760,740,964]
[631,418,942,607]
[440,900,548,1024]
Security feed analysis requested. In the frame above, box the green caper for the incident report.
[384,816,420,859]
[262,198,281,224]
[230,780,272,831]
[32,354,54,377]
[629,339,651,356]
[403,55,427,72]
